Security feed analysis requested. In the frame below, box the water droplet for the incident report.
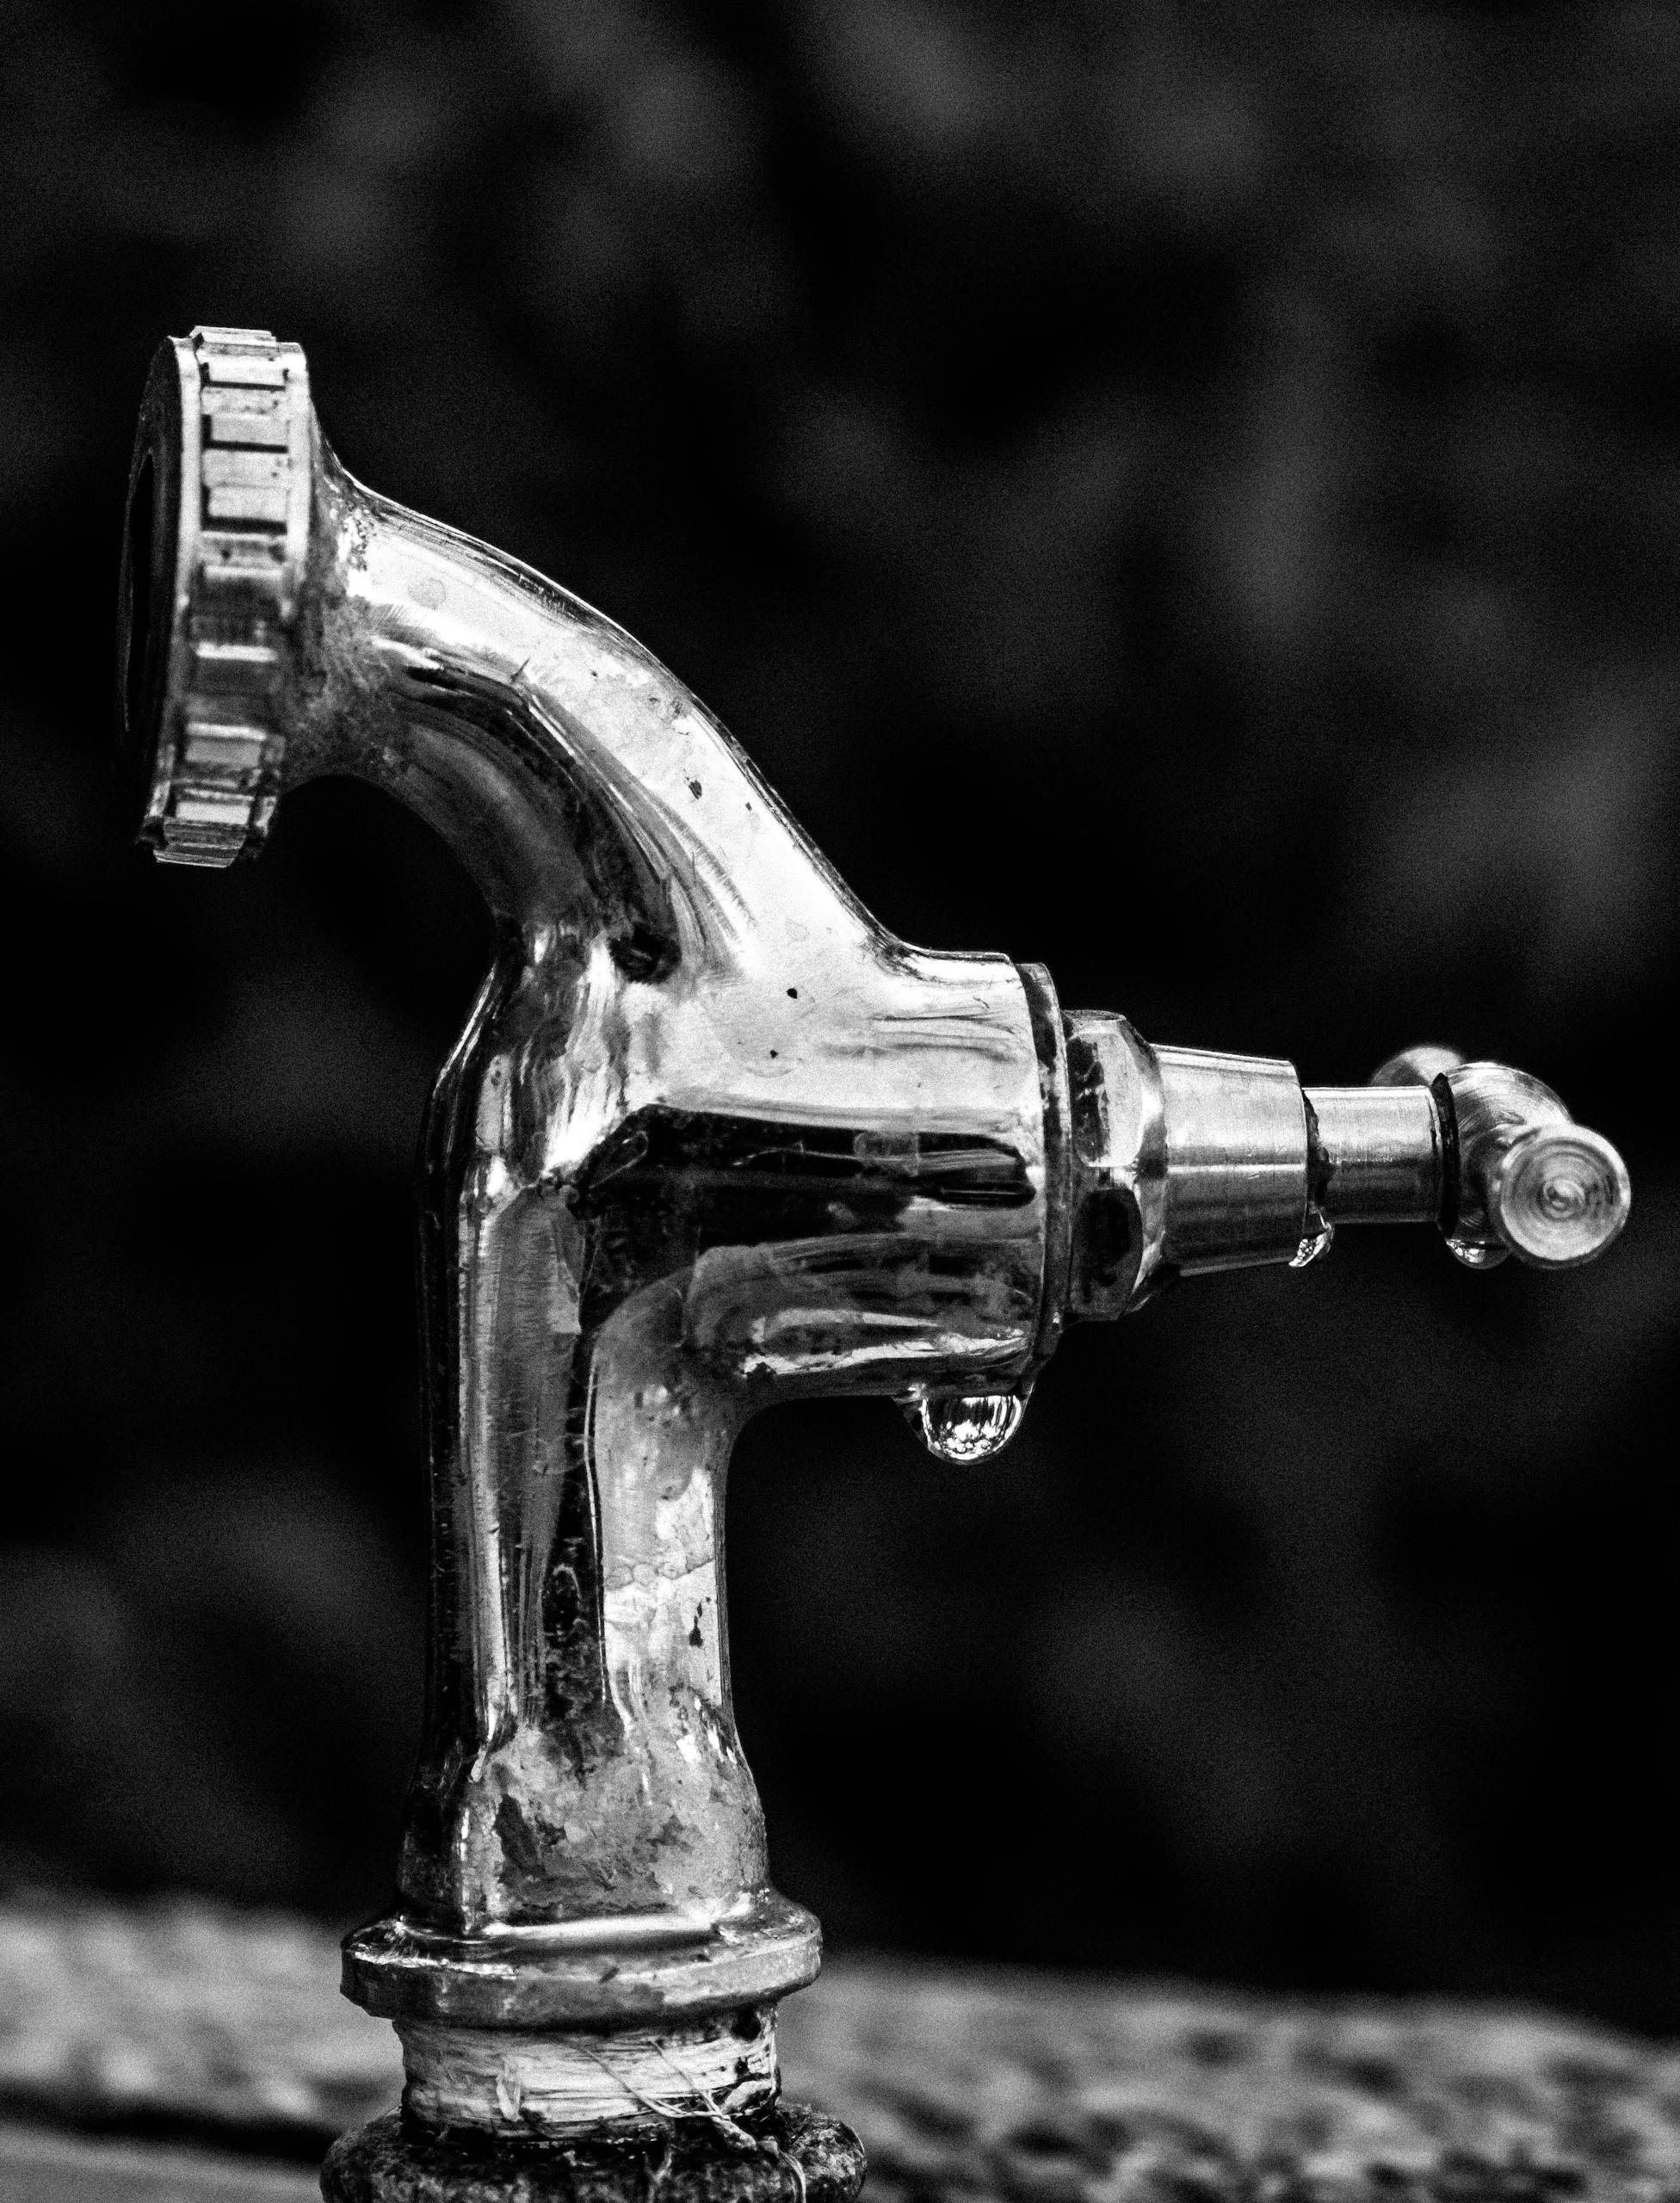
[1290,1211,1335,1268]
[904,1390,1027,1463]
[1446,1234,1508,1270]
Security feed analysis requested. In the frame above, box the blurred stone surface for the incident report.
[8,1900,1680,2203]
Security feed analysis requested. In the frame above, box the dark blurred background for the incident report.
[1,0,1675,2031]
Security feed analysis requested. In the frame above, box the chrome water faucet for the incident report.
[119,329,1630,2199]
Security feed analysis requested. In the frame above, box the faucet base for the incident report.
[394,2012,779,2132]
[321,2105,865,2203]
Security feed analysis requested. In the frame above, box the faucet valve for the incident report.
[1063,1018,1629,1321]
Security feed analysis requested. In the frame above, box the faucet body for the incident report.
[120,330,1631,2152]
[330,474,1060,2090]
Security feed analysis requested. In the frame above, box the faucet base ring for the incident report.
[322,2105,865,2203]
[343,1892,822,2028]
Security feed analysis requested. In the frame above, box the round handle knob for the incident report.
[1442,1059,1630,1271]
[120,325,310,867]
[1485,1123,1630,1268]
[1367,1048,1631,1270]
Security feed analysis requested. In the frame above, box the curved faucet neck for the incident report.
[287,447,876,979]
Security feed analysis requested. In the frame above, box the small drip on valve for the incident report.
[1447,1235,1508,1270]
[1290,1209,1336,1269]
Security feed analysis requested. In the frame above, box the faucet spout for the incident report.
[120,328,1631,2151]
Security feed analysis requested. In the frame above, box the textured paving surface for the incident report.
[8,1901,1680,2201]
[0,2126,321,2203]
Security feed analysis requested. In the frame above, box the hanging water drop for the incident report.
[904,1390,1027,1464]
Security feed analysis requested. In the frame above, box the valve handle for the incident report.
[1372,1047,1631,1271]
[120,325,310,868]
